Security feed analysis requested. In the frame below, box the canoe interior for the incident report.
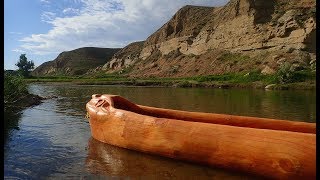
[108,95,316,134]
[87,94,316,179]
[87,95,316,179]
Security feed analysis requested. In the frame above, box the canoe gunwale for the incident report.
[86,94,316,179]
[87,94,316,134]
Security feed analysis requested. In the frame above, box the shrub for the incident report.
[168,65,180,74]
[310,61,316,71]
[276,62,315,84]
[276,62,294,84]
[4,74,28,107]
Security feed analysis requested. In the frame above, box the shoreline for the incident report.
[4,93,44,112]
[25,78,316,90]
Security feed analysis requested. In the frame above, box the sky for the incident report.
[4,0,229,70]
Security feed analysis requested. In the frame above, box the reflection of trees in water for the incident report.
[85,137,254,179]
[40,84,316,123]
[51,85,92,116]
[260,90,316,122]
[28,83,316,123]
[4,110,22,145]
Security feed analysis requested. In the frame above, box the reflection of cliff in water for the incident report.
[85,137,257,179]
[4,110,22,145]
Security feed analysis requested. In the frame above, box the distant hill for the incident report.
[31,47,120,76]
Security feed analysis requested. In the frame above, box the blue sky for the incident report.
[4,0,228,70]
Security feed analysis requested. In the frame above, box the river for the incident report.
[4,83,316,179]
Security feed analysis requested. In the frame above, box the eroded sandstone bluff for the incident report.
[102,0,315,78]
[33,0,316,78]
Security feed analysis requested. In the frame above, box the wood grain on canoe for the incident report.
[86,94,316,179]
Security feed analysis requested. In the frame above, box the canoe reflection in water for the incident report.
[85,137,257,179]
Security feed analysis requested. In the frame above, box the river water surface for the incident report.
[4,83,316,179]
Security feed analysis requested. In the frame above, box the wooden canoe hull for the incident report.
[85,137,256,179]
[86,94,316,179]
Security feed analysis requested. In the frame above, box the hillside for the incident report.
[32,0,316,79]
[101,0,316,78]
[31,47,120,76]
[102,41,144,72]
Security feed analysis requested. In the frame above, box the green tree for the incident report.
[15,54,34,77]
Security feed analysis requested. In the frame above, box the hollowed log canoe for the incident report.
[86,94,316,179]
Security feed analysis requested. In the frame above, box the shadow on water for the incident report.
[4,89,91,179]
[4,110,22,146]
[4,108,81,179]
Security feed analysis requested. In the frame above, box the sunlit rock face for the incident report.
[105,0,315,78]
[101,41,144,73]
[140,0,316,58]
[34,0,316,78]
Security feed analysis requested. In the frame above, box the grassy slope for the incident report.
[25,69,316,90]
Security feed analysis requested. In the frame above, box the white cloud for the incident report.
[19,0,229,55]
[62,8,80,15]
[12,49,26,53]
[40,0,50,3]
[41,11,56,23]
[9,32,23,35]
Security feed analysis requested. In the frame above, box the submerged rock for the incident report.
[265,84,277,89]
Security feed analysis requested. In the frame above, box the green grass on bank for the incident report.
[24,69,316,90]
[4,74,29,108]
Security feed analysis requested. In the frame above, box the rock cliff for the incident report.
[102,41,144,72]
[103,0,316,78]
[33,0,316,78]
[140,0,315,57]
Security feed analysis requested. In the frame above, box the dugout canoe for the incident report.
[85,137,258,179]
[86,94,316,179]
